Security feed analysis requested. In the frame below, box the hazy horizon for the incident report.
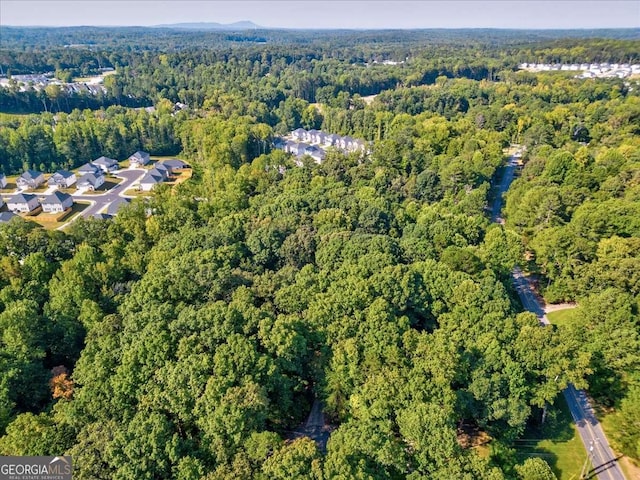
[1,1,639,30]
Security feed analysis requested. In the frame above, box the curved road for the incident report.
[493,152,625,480]
[71,169,146,219]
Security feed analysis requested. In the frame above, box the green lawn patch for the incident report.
[30,202,89,230]
[546,309,578,328]
[1,176,19,193]
[513,396,590,480]
[0,183,18,194]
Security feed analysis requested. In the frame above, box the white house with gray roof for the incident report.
[78,162,103,176]
[159,159,188,171]
[7,193,40,213]
[0,173,7,189]
[292,128,306,140]
[139,170,165,191]
[77,173,105,191]
[41,191,73,213]
[93,156,119,173]
[47,170,77,188]
[16,170,45,189]
[129,151,151,168]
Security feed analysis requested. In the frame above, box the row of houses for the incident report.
[274,128,369,164]
[138,159,188,191]
[1,151,157,193]
[290,128,367,152]
[2,191,74,214]
[0,74,108,95]
[281,142,326,163]
[518,63,640,79]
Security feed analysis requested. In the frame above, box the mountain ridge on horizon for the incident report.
[151,21,262,30]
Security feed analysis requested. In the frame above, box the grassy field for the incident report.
[513,396,590,480]
[0,175,19,193]
[546,309,578,328]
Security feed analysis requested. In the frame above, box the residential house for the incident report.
[151,164,170,179]
[77,162,102,176]
[349,139,366,152]
[77,173,105,191]
[306,145,326,163]
[283,140,298,154]
[47,170,77,188]
[305,129,319,142]
[339,136,354,150]
[312,131,327,145]
[16,170,45,189]
[129,151,151,167]
[292,128,307,140]
[159,159,188,171]
[0,173,7,189]
[0,211,18,223]
[41,191,73,213]
[139,170,165,191]
[7,193,40,213]
[106,197,130,216]
[324,134,340,147]
[93,156,119,173]
[293,143,311,156]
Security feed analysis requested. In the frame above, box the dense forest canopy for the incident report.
[0,27,639,479]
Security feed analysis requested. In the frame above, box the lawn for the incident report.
[0,176,19,193]
[546,309,578,328]
[166,169,193,186]
[512,396,590,480]
[29,202,89,230]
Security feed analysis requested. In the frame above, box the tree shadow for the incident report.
[512,399,577,477]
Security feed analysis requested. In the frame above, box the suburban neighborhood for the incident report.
[0,68,115,94]
[518,62,640,79]
[0,152,191,227]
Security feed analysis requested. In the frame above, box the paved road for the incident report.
[493,153,626,480]
[490,154,519,224]
[71,169,145,219]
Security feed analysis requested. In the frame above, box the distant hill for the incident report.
[153,21,262,30]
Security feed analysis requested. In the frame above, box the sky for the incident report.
[1,0,639,29]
